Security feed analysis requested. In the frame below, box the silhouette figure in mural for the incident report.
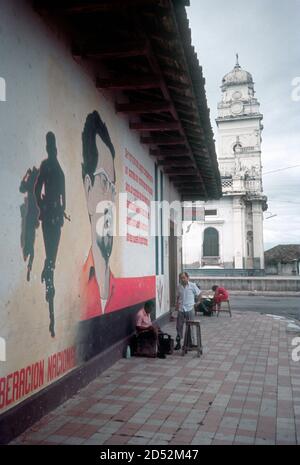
[35,132,67,338]
[19,167,40,281]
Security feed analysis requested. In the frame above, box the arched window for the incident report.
[203,227,219,257]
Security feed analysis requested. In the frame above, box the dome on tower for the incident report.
[221,55,253,90]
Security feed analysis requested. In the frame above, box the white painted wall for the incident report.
[0,0,182,413]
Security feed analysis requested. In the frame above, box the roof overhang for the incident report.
[34,0,222,201]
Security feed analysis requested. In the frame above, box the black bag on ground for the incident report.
[158,333,174,355]
[133,331,157,357]
[130,334,138,355]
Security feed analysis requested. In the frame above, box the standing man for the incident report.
[175,272,201,350]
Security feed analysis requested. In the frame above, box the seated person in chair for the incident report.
[195,296,214,316]
[212,285,229,312]
[135,300,166,358]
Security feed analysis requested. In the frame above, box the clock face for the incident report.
[231,102,243,115]
[233,91,242,100]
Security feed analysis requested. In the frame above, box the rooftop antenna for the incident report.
[235,53,240,68]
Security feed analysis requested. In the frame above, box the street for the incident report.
[230,296,300,322]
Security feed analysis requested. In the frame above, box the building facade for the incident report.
[265,245,300,276]
[183,57,267,273]
[0,0,221,442]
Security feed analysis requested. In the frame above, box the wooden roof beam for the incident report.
[181,190,207,194]
[176,102,197,116]
[150,147,190,157]
[172,179,201,189]
[141,36,206,198]
[157,159,195,167]
[35,0,169,14]
[171,93,195,106]
[129,121,180,132]
[166,78,190,91]
[164,168,196,176]
[169,175,199,180]
[116,100,171,114]
[179,187,207,193]
[72,41,148,59]
[97,75,161,90]
[140,135,185,145]
[131,22,207,197]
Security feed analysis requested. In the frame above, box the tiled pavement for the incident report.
[10,311,300,445]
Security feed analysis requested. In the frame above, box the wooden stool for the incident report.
[217,300,232,317]
[182,321,203,357]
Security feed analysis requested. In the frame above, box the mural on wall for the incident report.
[34,132,68,338]
[19,166,40,281]
[19,133,68,337]
[80,111,116,318]
[80,111,155,322]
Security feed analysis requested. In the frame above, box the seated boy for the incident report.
[212,285,229,312]
[135,300,166,358]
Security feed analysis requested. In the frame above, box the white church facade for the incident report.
[183,57,267,274]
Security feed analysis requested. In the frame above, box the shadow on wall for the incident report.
[19,132,70,338]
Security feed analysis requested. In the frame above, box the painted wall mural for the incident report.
[2,109,159,410]
[19,132,69,338]
[79,111,155,323]
[1,1,173,416]
[35,132,68,338]
[19,166,40,282]
[124,148,153,247]
[17,111,156,359]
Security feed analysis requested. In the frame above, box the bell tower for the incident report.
[216,54,263,180]
[215,55,267,269]
[183,57,268,273]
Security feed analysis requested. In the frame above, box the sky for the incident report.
[187,0,300,251]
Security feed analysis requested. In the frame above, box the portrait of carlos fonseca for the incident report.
[80,110,117,320]
[79,110,156,322]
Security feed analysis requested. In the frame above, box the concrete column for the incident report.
[252,201,264,269]
[233,197,245,268]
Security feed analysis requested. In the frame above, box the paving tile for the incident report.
[61,436,86,445]
[255,438,276,445]
[84,433,112,444]
[234,435,255,444]
[104,435,129,445]
[9,311,300,446]
[45,434,70,444]
[219,416,240,429]
[238,418,258,432]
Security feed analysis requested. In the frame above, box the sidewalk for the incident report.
[227,291,300,297]
[10,311,300,445]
